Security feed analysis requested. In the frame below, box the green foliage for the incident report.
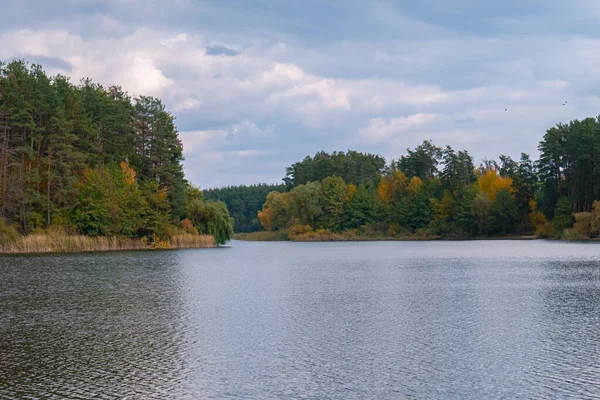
[394,140,442,180]
[553,197,575,230]
[318,176,349,231]
[454,186,478,235]
[186,186,234,244]
[0,60,234,246]
[537,117,600,215]
[284,150,385,188]
[344,184,376,229]
[441,146,476,191]
[258,191,291,231]
[408,190,433,230]
[0,218,19,245]
[561,228,587,240]
[204,184,286,232]
[472,192,492,235]
[188,200,234,245]
[70,163,172,237]
[288,182,323,226]
[490,189,519,234]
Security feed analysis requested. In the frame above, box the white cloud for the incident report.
[4,14,600,186]
[179,129,228,154]
[359,113,440,143]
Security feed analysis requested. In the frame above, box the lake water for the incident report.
[2,240,600,399]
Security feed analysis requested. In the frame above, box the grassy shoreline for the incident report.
[0,233,216,254]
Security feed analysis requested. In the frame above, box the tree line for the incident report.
[203,184,286,232]
[0,60,232,245]
[254,119,600,239]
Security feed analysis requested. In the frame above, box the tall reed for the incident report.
[170,233,215,248]
[0,232,216,254]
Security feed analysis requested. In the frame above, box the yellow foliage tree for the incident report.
[407,176,423,197]
[347,184,357,202]
[477,170,513,201]
[258,192,290,231]
[377,171,409,205]
[120,161,137,185]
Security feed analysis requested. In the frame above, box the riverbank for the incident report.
[0,232,216,254]
[233,231,540,242]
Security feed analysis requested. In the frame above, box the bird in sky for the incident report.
[504,108,508,111]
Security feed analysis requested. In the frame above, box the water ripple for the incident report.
[2,241,600,398]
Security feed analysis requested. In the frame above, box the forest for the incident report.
[0,60,233,251]
[220,117,600,241]
[204,184,286,232]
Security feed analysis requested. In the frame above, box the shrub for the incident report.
[535,221,558,238]
[561,228,587,241]
[0,218,19,246]
[573,212,593,238]
[150,234,172,249]
[387,223,409,237]
[287,224,313,237]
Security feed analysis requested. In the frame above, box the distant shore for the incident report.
[232,231,541,242]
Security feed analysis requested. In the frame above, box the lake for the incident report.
[2,240,600,399]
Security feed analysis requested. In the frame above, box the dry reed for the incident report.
[0,233,215,254]
[169,233,215,248]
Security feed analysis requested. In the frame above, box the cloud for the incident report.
[359,114,440,143]
[206,45,239,56]
[4,0,600,187]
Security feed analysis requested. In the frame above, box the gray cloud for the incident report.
[3,0,600,188]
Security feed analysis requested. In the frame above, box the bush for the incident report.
[150,234,172,249]
[535,221,558,238]
[573,212,593,238]
[426,220,467,239]
[386,223,409,237]
[287,224,313,237]
[561,228,587,241]
[0,218,20,246]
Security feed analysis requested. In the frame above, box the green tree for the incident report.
[490,189,519,234]
[553,197,574,230]
[318,176,349,230]
[472,192,492,235]
[395,140,442,180]
[288,182,322,226]
[204,183,287,232]
[191,201,233,245]
[344,184,376,229]
[258,191,290,231]
[284,150,385,188]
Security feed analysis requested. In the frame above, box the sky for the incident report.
[3,0,600,188]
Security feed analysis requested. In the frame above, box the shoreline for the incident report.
[232,232,542,242]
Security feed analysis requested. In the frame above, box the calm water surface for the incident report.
[2,240,600,399]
